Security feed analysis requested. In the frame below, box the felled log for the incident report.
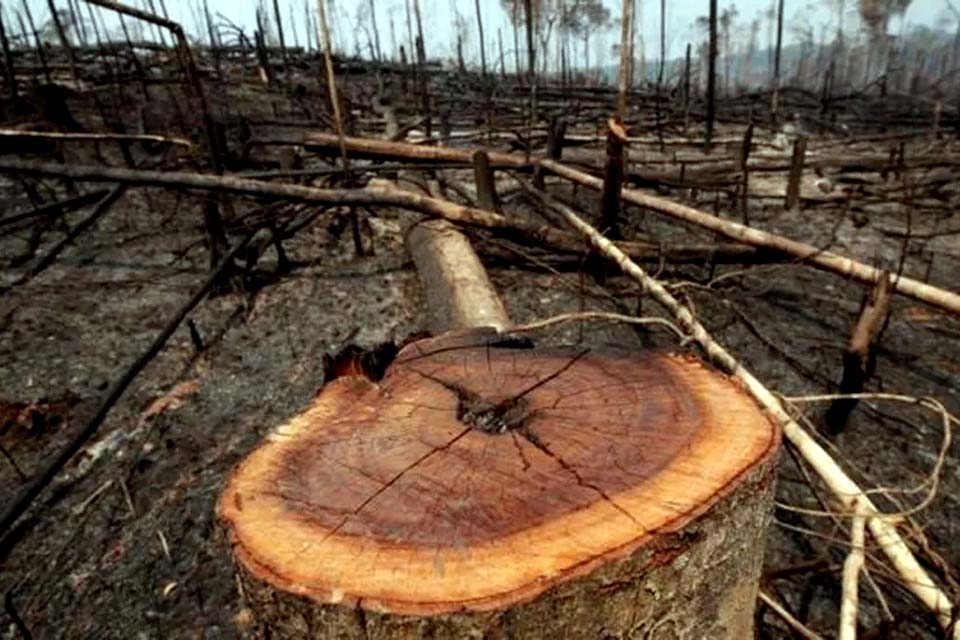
[3,158,960,316]
[407,219,509,333]
[218,200,781,637]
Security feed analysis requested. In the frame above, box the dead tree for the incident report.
[771,0,784,122]
[44,0,80,82]
[271,0,287,67]
[367,0,382,62]
[600,117,627,239]
[616,0,634,119]
[784,135,807,210]
[475,0,487,76]
[86,0,229,267]
[706,0,717,151]
[0,5,15,105]
[498,28,506,78]
[472,150,501,213]
[524,0,536,124]
[683,42,692,129]
[825,273,892,434]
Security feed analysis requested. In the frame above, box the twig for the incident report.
[506,311,687,341]
[71,479,114,516]
[0,229,259,555]
[117,476,136,517]
[0,190,109,230]
[758,589,825,640]
[5,186,127,291]
[781,393,954,520]
[839,500,867,640]
[156,529,172,562]
[3,587,32,640]
[0,129,193,148]
[539,185,960,637]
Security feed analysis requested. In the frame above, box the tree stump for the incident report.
[218,329,780,639]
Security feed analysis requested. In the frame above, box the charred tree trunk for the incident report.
[683,43,692,130]
[616,0,634,119]
[772,0,784,123]
[472,150,501,214]
[825,273,891,434]
[475,0,487,77]
[20,0,50,83]
[706,0,717,151]
[45,0,80,83]
[0,4,16,108]
[739,122,754,224]
[524,0,536,124]
[272,0,287,67]
[367,0,382,63]
[413,0,430,139]
[656,0,666,140]
[785,135,807,210]
[512,4,521,77]
[600,117,627,240]
[498,28,506,78]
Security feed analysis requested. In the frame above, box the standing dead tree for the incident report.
[84,0,230,268]
[524,0,537,124]
[771,0,784,122]
[475,0,487,77]
[616,0,634,119]
[706,0,718,151]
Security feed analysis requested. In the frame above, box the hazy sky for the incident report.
[13,0,952,65]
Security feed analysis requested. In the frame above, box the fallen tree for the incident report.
[299,132,960,317]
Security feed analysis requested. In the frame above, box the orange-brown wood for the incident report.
[219,332,779,616]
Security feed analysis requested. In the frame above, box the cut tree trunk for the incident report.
[218,187,781,638]
[824,272,892,434]
[218,344,779,637]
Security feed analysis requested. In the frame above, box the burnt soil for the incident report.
[1,78,959,640]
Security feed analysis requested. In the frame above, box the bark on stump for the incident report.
[219,334,780,638]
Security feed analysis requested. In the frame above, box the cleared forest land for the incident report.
[1,4,959,637]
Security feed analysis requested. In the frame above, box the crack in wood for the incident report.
[319,426,473,544]
[517,424,641,529]
[408,348,591,435]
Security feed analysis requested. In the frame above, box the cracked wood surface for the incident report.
[218,330,779,616]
